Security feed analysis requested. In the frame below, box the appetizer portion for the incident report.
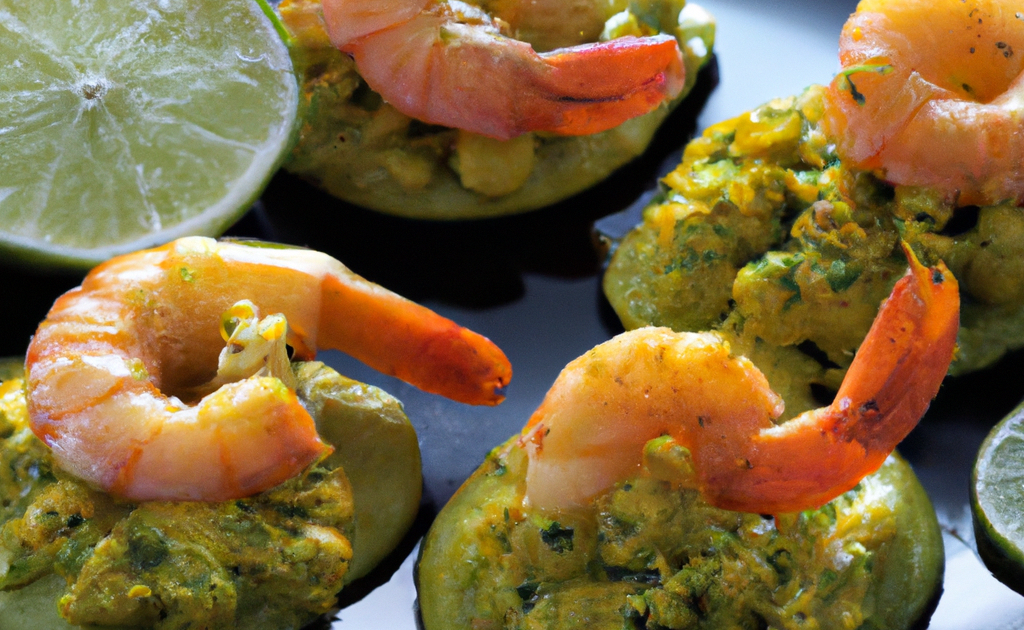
[605,0,1023,412]
[417,253,956,629]
[0,237,512,629]
[277,0,716,219]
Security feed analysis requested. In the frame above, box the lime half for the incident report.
[972,398,1024,595]
[0,0,298,269]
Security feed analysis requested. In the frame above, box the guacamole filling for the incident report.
[276,0,716,219]
[0,364,356,630]
[603,85,1024,416]
[417,436,944,630]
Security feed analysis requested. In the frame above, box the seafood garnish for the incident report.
[26,237,511,502]
[822,0,1024,206]
[321,0,686,140]
[524,246,958,514]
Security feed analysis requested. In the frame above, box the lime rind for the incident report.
[972,398,1024,595]
[0,0,299,270]
[256,0,295,48]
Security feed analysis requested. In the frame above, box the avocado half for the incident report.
[276,0,716,220]
[417,434,944,630]
[0,360,422,630]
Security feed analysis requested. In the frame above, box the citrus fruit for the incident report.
[0,0,298,269]
[972,397,1024,595]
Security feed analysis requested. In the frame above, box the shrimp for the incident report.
[821,0,1024,207]
[25,237,511,502]
[318,0,686,140]
[521,246,959,515]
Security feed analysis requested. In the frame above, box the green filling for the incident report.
[0,359,420,630]
[604,85,1024,418]
[418,437,944,630]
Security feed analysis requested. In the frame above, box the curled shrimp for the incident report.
[319,0,686,140]
[26,237,511,502]
[821,0,1024,206]
[521,246,959,515]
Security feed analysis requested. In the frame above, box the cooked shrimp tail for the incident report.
[705,244,959,513]
[26,237,512,501]
[321,0,685,140]
[522,246,959,515]
[316,267,511,406]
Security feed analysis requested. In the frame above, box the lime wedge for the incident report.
[0,0,298,269]
[972,398,1024,594]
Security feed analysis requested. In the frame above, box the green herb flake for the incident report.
[540,522,575,553]
[819,568,838,589]
[128,527,170,572]
[837,64,893,105]
[516,580,539,602]
[826,259,862,293]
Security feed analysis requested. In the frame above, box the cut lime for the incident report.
[972,397,1024,595]
[0,0,298,269]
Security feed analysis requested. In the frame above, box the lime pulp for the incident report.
[0,0,298,269]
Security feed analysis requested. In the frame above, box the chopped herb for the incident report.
[826,259,862,293]
[768,549,794,583]
[495,530,513,554]
[516,581,539,601]
[604,566,662,585]
[274,504,309,519]
[837,64,893,105]
[819,568,838,589]
[55,536,93,577]
[540,522,575,553]
[128,528,170,571]
[778,273,800,294]
[516,581,540,613]
[780,278,802,311]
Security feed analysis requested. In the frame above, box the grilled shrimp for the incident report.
[26,237,511,502]
[522,247,959,514]
[319,0,687,140]
[822,0,1024,206]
